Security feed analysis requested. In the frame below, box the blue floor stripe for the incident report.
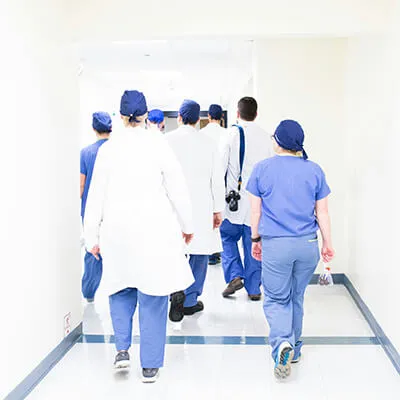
[80,334,379,346]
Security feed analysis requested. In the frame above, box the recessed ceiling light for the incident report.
[144,54,151,57]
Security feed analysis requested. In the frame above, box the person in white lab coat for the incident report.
[83,90,194,383]
[202,104,229,156]
[221,97,274,301]
[166,99,225,321]
[201,104,229,266]
[146,109,165,134]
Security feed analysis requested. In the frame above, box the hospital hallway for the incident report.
[3,1,400,399]
[26,265,399,399]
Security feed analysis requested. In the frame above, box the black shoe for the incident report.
[222,277,244,297]
[248,294,262,301]
[209,253,221,265]
[114,351,130,370]
[142,368,159,383]
[183,301,204,316]
[169,291,185,322]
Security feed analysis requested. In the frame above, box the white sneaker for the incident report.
[291,354,302,364]
[274,342,294,380]
[114,351,130,370]
[142,368,159,383]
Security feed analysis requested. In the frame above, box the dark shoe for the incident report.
[114,351,130,370]
[248,294,262,301]
[142,368,159,383]
[183,301,204,316]
[209,253,221,265]
[222,277,244,297]
[169,291,185,322]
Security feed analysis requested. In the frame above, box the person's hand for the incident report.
[321,244,335,263]
[90,245,101,260]
[182,232,194,245]
[252,242,262,261]
[213,212,223,229]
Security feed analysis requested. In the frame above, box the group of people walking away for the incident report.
[80,89,334,383]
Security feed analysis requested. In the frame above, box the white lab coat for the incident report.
[166,125,225,255]
[223,119,274,226]
[147,123,163,136]
[84,126,195,296]
[201,122,229,157]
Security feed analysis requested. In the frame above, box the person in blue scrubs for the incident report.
[80,111,112,302]
[147,109,165,133]
[247,120,335,380]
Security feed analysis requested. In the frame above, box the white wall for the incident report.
[0,1,82,397]
[345,6,400,351]
[253,38,349,273]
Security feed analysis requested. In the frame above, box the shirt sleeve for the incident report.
[80,149,87,175]
[211,143,226,213]
[316,167,331,200]
[221,130,234,178]
[246,163,261,197]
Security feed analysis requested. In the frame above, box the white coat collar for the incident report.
[237,118,255,127]
[178,125,197,133]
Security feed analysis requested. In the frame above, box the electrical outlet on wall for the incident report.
[64,312,71,337]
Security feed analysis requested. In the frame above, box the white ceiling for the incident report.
[77,39,253,73]
[77,39,254,110]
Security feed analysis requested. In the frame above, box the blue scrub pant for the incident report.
[220,219,262,295]
[109,288,168,368]
[261,234,320,360]
[82,252,103,300]
[184,255,209,308]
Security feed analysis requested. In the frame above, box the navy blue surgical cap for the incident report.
[179,100,200,125]
[120,90,148,122]
[148,109,164,124]
[274,120,308,160]
[92,111,112,133]
[208,104,223,120]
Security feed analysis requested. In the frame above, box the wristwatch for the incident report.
[251,236,261,243]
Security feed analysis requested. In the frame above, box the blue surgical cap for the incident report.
[208,104,223,120]
[274,120,308,160]
[148,109,164,124]
[120,90,148,122]
[92,111,112,133]
[179,100,200,125]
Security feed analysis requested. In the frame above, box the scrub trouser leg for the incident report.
[184,255,209,308]
[109,288,138,351]
[109,288,168,368]
[242,225,262,295]
[221,219,261,294]
[138,292,168,368]
[221,219,244,284]
[82,252,103,300]
[261,235,319,360]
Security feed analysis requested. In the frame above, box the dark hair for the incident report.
[238,97,258,121]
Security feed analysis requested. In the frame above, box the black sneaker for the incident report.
[222,277,244,297]
[169,291,186,322]
[142,368,159,383]
[184,301,204,316]
[114,351,130,370]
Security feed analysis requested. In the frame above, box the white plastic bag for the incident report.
[318,265,334,286]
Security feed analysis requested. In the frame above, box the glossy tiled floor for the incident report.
[29,264,399,399]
